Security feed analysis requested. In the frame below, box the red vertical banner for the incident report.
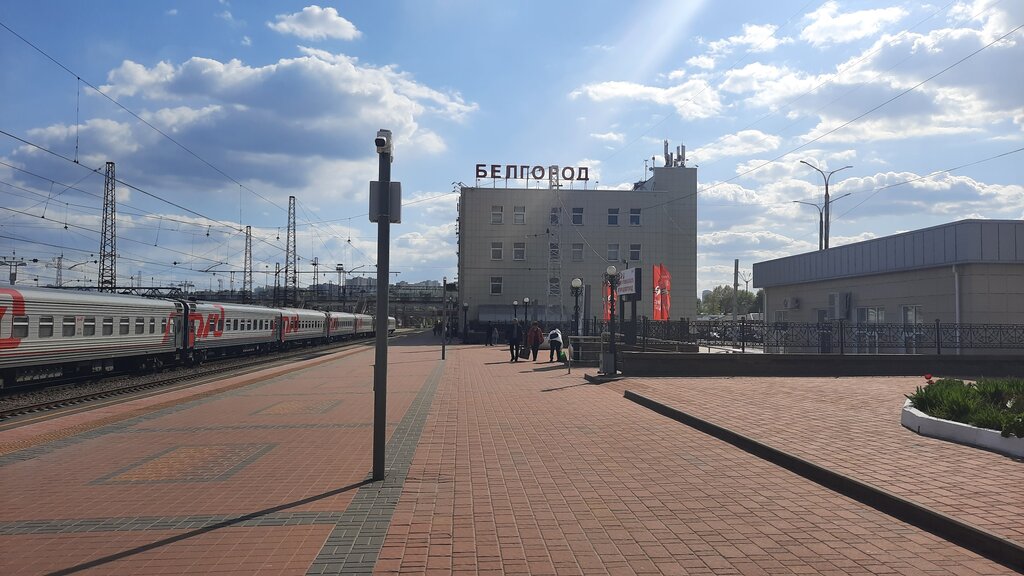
[653,265,664,320]
[603,280,617,321]
[653,264,672,320]
[661,264,672,319]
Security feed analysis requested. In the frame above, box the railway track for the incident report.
[0,335,389,423]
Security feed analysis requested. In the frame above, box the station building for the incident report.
[456,157,697,327]
[752,219,1024,327]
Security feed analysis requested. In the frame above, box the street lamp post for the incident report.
[512,299,518,320]
[442,276,447,360]
[570,278,583,336]
[800,160,852,250]
[462,302,468,341]
[523,297,530,322]
[792,200,824,251]
[605,265,619,374]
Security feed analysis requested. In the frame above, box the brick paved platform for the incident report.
[0,333,1017,575]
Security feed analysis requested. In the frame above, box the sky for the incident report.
[1,1,1022,297]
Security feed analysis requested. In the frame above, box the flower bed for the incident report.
[902,375,1024,458]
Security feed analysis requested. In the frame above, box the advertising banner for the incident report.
[653,264,672,320]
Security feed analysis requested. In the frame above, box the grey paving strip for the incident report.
[306,360,444,576]
[0,512,347,535]
[624,389,1024,575]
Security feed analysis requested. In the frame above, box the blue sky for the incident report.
[1,1,1021,296]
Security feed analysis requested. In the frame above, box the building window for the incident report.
[491,205,503,224]
[901,305,923,324]
[491,242,503,260]
[571,243,584,262]
[549,242,560,262]
[513,242,525,261]
[607,208,619,226]
[630,208,641,226]
[774,310,788,323]
[572,207,583,225]
[513,205,525,225]
[629,244,641,261]
[550,206,561,225]
[856,307,885,324]
[607,243,619,261]
[63,316,76,337]
[490,276,503,295]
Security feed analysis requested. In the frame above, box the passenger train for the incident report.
[0,286,396,389]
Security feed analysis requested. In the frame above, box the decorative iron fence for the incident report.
[571,318,1024,354]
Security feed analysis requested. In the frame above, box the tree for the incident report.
[698,285,764,315]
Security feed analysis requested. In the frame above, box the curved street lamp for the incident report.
[800,160,852,250]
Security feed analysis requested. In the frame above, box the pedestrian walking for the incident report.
[506,320,523,362]
[485,321,495,346]
[548,327,563,362]
[526,321,544,361]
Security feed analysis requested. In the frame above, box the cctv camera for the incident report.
[374,137,387,148]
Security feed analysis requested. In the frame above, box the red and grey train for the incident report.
[0,286,395,389]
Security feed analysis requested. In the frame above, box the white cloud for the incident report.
[686,55,715,70]
[693,130,781,163]
[800,1,907,47]
[267,5,360,41]
[166,9,178,16]
[570,78,722,120]
[241,35,252,47]
[707,23,793,55]
[589,132,624,143]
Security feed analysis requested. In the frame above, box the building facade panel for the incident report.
[457,165,697,326]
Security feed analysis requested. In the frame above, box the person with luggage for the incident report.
[548,327,563,362]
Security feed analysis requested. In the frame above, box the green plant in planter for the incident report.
[907,376,1024,439]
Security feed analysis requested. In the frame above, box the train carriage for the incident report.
[187,301,280,360]
[326,311,357,342]
[0,286,180,388]
[353,313,373,338]
[278,307,328,346]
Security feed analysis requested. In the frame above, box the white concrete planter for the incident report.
[901,399,1024,458]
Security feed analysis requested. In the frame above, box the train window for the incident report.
[120,318,130,335]
[103,317,114,336]
[135,317,145,335]
[233,319,239,331]
[13,316,28,338]
[150,318,156,334]
[63,316,76,337]
[84,317,96,336]
[161,318,167,335]
[271,320,276,330]
[39,316,54,338]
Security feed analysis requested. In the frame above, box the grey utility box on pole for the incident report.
[369,181,402,223]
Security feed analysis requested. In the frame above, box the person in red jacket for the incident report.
[526,321,544,361]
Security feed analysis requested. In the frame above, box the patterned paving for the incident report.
[0,335,1018,575]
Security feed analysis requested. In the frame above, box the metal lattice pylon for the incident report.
[285,196,297,306]
[243,225,253,302]
[98,161,117,292]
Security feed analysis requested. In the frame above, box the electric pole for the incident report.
[99,161,117,292]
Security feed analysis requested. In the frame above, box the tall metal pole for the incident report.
[98,161,117,292]
[372,132,393,482]
[800,161,852,250]
[285,196,296,306]
[243,226,253,302]
[442,276,447,360]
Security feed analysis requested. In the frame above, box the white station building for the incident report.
[456,150,697,327]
